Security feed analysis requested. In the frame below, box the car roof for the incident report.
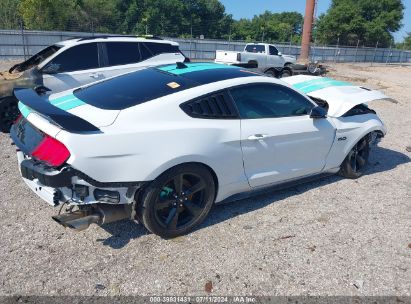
[72,63,268,110]
[56,36,179,47]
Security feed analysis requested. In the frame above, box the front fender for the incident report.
[324,113,386,170]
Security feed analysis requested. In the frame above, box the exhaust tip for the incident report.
[52,210,100,231]
[51,216,77,230]
[52,204,132,231]
[51,215,67,227]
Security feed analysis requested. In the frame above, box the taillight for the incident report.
[31,135,70,167]
[237,53,241,62]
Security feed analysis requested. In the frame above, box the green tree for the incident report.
[116,0,233,39]
[19,0,77,30]
[19,0,121,32]
[73,0,121,33]
[396,32,411,50]
[183,0,233,39]
[316,0,404,47]
[0,0,21,29]
[231,11,303,43]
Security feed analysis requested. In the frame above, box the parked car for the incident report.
[215,43,296,77]
[0,36,188,132]
[11,62,388,238]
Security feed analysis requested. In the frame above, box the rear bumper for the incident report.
[20,159,74,188]
[17,153,145,206]
[22,177,61,206]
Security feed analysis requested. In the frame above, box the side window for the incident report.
[230,84,314,119]
[143,42,179,56]
[139,43,153,60]
[106,42,141,66]
[45,43,98,73]
[269,45,278,55]
[245,45,265,53]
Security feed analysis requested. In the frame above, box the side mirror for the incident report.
[310,106,327,119]
[278,52,282,56]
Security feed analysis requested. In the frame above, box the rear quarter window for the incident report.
[144,42,179,55]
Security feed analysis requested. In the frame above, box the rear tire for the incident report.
[280,68,292,78]
[137,164,216,238]
[339,136,370,179]
[0,96,19,133]
[264,69,276,78]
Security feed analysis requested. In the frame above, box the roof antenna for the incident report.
[176,62,188,69]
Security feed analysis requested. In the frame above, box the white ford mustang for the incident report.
[11,62,388,238]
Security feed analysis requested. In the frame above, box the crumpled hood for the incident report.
[46,90,120,127]
[0,67,41,99]
[282,75,389,117]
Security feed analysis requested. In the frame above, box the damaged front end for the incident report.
[0,67,43,132]
[0,67,42,98]
[1,44,61,132]
[282,75,390,117]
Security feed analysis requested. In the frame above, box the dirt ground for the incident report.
[0,62,410,297]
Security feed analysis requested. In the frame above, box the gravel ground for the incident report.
[0,63,410,296]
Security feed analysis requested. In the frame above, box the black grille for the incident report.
[180,91,238,119]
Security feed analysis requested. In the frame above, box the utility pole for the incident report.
[299,0,316,63]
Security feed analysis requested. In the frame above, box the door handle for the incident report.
[247,134,269,140]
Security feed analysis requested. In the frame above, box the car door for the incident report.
[229,83,336,188]
[41,42,104,92]
[267,45,285,68]
[243,44,267,69]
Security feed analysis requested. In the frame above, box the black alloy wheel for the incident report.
[339,136,370,178]
[138,164,215,238]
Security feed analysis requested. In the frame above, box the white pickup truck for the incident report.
[215,43,296,77]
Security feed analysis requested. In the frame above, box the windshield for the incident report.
[245,45,265,53]
[11,45,61,73]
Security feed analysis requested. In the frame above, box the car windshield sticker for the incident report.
[292,77,352,93]
[167,82,180,89]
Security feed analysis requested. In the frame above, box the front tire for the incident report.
[0,96,19,133]
[137,164,216,238]
[339,136,370,179]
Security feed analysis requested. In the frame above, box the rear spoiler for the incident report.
[13,88,100,133]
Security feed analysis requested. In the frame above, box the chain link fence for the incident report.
[1,28,411,64]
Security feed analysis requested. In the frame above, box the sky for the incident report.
[220,0,411,42]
